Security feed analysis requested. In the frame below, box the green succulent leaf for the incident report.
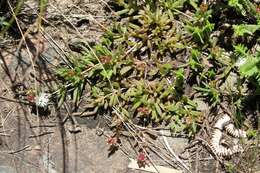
[120,66,132,75]
[233,24,260,36]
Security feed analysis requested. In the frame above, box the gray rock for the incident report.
[0,166,16,173]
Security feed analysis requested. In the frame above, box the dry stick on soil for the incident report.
[195,149,199,173]
[72,107,99,117]
[113,107,194,172]
[39,29,73,68]
[182,157,215,163]
[134,124,181,136]
[0,106,15,126]
[216,159,220,173]
[160,130,192,173]
[145,138,184,169]
[148,144,180,169]
[62,102,82,133]
[0,95,33,105]
[105,113,176,164]
[112,107,161,173]
[7,145,31,154]
[99,0,116,14]
[103,113,173,165]
[30,124,56,128]
[122,122,178,168]
[29,131,54,138]
[139,128,190,170]
[0,133,10,137]
[112,107,190,172]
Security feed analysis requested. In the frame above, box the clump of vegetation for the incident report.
[55,0,260,142]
